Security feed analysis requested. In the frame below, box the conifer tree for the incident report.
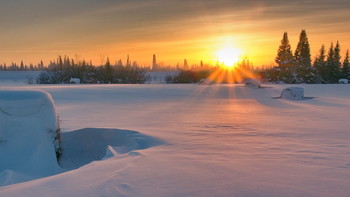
[334,41,342,71]
[103,57,114,83]
[324,42,342,83]
[342,50,350,79]
[314,45,327,82]
[184,59,188,70]
[294,30,311,68]
[126,54,130,67]
[294,30,315,83]
[322,43,334,83]
[327,43,335,64]
[275,32,294,69]
[275,32,295,83]
[20,61,25,71]
[152,54,158,70]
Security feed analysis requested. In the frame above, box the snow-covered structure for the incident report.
[281,87,304,100]
[244,78,261,88]
[198,78,214,85]
[339,79,348,84]
[0,90,61,185]
[70,77,81,84]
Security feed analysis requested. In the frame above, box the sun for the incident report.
[215,47,241,67]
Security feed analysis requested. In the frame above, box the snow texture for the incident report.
[0,75,350,197]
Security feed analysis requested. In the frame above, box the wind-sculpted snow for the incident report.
[59,128,164,170]
[0,83,350,196]
[0,90,61,186]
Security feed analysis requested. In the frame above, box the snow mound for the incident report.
[59,128,164,170]
[244,78,261,88]
[199,78,214,85]
[339,79,348,84]
[281,87,304,100]
[0,90,61,186]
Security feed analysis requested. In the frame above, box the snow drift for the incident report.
[59,128,164,170]
[1,83,350,197]
[281,87,304,100]
[0,90,61,186]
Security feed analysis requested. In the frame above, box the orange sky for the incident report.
[1,0,350,67]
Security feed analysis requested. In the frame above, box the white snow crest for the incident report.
[0,90,61,186]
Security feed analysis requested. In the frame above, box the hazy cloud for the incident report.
[1,0,350,64]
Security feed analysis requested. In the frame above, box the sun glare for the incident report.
[215,47,241,67]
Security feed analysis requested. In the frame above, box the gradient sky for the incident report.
[1,0,350,66]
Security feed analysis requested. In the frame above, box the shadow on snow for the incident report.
[59,128,164,170]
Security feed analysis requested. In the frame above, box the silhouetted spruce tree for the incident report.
[275,32,295,83]
[184,59,188,70]
[152,54,158,70]
[325,42,342,83]
[294,30,315,83]
[324,43,334,83]
[294,30,311,67]
[126,54,131,67]
[334,41,342,73]
[314,45,327,82]
[342,49,350,79]
[20,61,25,71]
[103,57,114,83]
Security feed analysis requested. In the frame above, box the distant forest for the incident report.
[1,30,349,84]
[263,30,350,84]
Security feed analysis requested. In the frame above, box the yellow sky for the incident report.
[1,0,350,67]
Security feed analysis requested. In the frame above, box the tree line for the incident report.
[37,56,149,84]
[0,61,45,71]
[262,30,349,83]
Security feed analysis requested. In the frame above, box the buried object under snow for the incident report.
[0,90,61,182]
[281,87,304,100]
[244,78,261,88]
[198,78,214,85]
[338,79,348,84]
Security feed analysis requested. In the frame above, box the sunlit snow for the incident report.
[0,75,350,197]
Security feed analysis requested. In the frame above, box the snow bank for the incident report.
[0,71,40,84]
[244,78,261,88]
[281,87,304,100]
[0,90,61,186]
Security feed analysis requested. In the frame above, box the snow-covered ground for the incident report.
[0,71,40,85]
[0,78,350,196]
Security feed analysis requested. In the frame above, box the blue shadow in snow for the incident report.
[59,128,164,170]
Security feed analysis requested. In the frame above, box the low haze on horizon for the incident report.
[1,0,350,66]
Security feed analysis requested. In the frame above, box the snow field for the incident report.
[0,83,349,196]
